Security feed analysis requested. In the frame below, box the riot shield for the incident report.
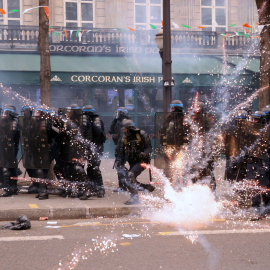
[0,116,17,168]
[245,122,269,159]
[58,110,86,163]
[154,112,186,170]
[19,116,51,169]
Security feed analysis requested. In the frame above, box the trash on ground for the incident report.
[1,215,31,230]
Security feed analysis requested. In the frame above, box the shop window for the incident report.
[137,87,162,112]
[0,0,20,26]
[65,0,94,28]
[201,0,226,32]
[135,0,162,29]
[93,88,134,113]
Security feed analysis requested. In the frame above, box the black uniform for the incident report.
[188,104,216,191]
[57,106,91,199]
[245,112,270,210]
[0,105,20,197]
[115,122,154,205]
[0,106,2,188]
[109,108,131,191]
[82,106,106,197]
[19,108,52,200]
[223,112,248,183]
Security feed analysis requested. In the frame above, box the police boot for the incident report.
[140,183,155,193]
[28,182,39,194]
[37,184,49,200]
[113,187,127,192]
[79,189,92,200]
[38,192,49,200]
[124,194,140,205]
[97,187,105,198]
[1,189,18,197]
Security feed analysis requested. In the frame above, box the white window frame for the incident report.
[201,0,227,31]
[64,0,95,28]
[0,0,22,25]
[134,0,162,30]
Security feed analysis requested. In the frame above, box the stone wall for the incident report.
[19,0,259,30]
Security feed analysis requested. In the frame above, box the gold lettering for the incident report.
[81,46,86,52]
[72,46,79,52]
[87,46,94,52]
[65,46,72,52]
[78,76,85,82]
[116,76,123,83]
[85,76,91,82]
[57,45,64,52]
[92,76,98,82]
[105,76,111,82]
[149,77,155,83]
[71,75,78,82]
[98,76,105,83]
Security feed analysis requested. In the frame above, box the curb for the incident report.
[0,206,144,221]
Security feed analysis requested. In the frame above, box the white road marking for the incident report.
[0,235,64,242]
[159,229,270,236]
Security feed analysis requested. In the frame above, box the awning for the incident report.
[0,53,260,86]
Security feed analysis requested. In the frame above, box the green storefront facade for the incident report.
[0,53,260,156]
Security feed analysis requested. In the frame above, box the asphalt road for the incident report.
[1,217,270,270]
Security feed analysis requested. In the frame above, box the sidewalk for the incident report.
[0,159,228,221]
[0,159,154,221]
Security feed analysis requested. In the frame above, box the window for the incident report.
[135,0,162,29]
[201,0,226,32]
[65,0,94,28]
[0,0,21,25]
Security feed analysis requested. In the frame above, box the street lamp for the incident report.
[155,0,174,113]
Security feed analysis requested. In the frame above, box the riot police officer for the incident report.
[223,109,248,183]
[0,105,2,188]
[115,120,154,205]
[0,105,20,197]
[158,100,189,183]
[21,105,39,194]
[19,107,52,200]
[188,101,216,191]
[58,104,91,199]
[246,111,270,209]
[109,107,131,192]
[82,105,106,198]
[262,105,270,123]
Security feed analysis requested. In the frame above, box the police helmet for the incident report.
[251,111,267,124]
[170,100,184,112]
[66,104,81,121]
[122,119,135,130]
[240,106,252,115]
[235,109,248,120]
[82,105,96,115]
[116,107,128,119]
[47,107,57,115]
[3,104,17,117]
[34,107,48,117]
[262,105,270,122]
[67,104,80,110]
[21,105,35,117]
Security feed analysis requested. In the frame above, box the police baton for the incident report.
[149,168,152,182]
